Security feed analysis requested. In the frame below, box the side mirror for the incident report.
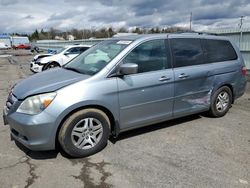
[64,51,70,56]
[119,63,138,75]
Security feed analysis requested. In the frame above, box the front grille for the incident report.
[6,92,17,113]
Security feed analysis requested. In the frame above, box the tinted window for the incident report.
[171,38,204,67]
[66,47,80,54]
[123,40,168,73]
[202,39,237,63]
[79,47,89,53]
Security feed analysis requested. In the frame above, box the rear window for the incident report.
[170,38,204,67]
[202,39,237,63]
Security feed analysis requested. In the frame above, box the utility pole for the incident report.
[190,12,192,31]
[239,16,244,29]
[239,16,244,48]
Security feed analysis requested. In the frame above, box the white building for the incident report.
[11,36,29,46]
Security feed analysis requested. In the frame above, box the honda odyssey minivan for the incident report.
[3,34,247,157]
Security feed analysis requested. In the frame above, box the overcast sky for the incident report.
[0,0,250,33]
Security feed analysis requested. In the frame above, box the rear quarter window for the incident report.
[202,39,238,63]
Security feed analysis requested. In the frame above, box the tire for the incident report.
[58,108,110,158]
[43,62,60,70]
[209,86,232,117]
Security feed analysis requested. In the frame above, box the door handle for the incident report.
[159,76,171,82]
[178,73,189,79]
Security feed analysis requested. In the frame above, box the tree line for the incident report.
[27,26,190,41]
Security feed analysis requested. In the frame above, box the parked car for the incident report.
[13,43,31,50]
[30,45,92,73]
[31,53,54,65]
[0,42,9,49]
[3,34,247,157]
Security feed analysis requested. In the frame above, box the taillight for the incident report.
[241,66,247,76]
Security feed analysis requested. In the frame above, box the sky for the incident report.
[0,0,250,33]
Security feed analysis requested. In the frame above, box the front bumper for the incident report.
[3,106,8,125]
[30,61,43,73]
[3,107,57,151]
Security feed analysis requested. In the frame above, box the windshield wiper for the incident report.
[63,66,91,75]
[63,67,81,73]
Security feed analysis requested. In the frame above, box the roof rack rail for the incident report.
[174,31,218,36]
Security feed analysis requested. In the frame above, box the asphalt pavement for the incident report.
[0,50,249,188]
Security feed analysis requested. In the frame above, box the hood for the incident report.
[40,54,59,63]
[34,54,53,60]
[13,68,90,99]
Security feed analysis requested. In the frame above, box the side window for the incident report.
[202,39,237,63]
[66,47,80,54]
[170,38,204,67]
[122,39,168,73]
[80,47,89,53]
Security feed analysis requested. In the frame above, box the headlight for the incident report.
[17,92,56,115]
[35,61,42,65]
[34,59,42,65]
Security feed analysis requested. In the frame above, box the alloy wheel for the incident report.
[71,118,103,150]
[215,91,229,112]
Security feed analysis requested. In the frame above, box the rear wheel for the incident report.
[58,109,110,158]
[209,86,232,117]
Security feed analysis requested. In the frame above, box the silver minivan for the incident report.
[3,34,247,157]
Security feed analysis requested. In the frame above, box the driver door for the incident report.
[117,39,174,130]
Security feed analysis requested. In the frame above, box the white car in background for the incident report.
[0,42,9,49]
[30,44,92,73]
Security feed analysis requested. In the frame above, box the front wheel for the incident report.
[58,109,110,158]
[209,86,232,117]
[43,62,60,70]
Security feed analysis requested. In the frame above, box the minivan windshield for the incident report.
[64,40,132,75]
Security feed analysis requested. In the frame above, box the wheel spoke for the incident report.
[88,138,95,147]
[75,136,85,146]
[84,119,89,129]
[89,118,94,129]
[93,127,102,137]
[218,94,223,101]
[90,134,97,143]
[222,101,228,109]
[216,101,222,110]
[216,104,220,110]
[93,123,102,131]
[222,93,228,100]
[72,119,86,132]
[79,138,88,148]
[71,131,82,138]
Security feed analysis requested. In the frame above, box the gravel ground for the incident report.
[0,50,249,188]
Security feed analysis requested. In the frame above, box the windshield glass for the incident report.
[55,47,67,54]
[64,40,132,75]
